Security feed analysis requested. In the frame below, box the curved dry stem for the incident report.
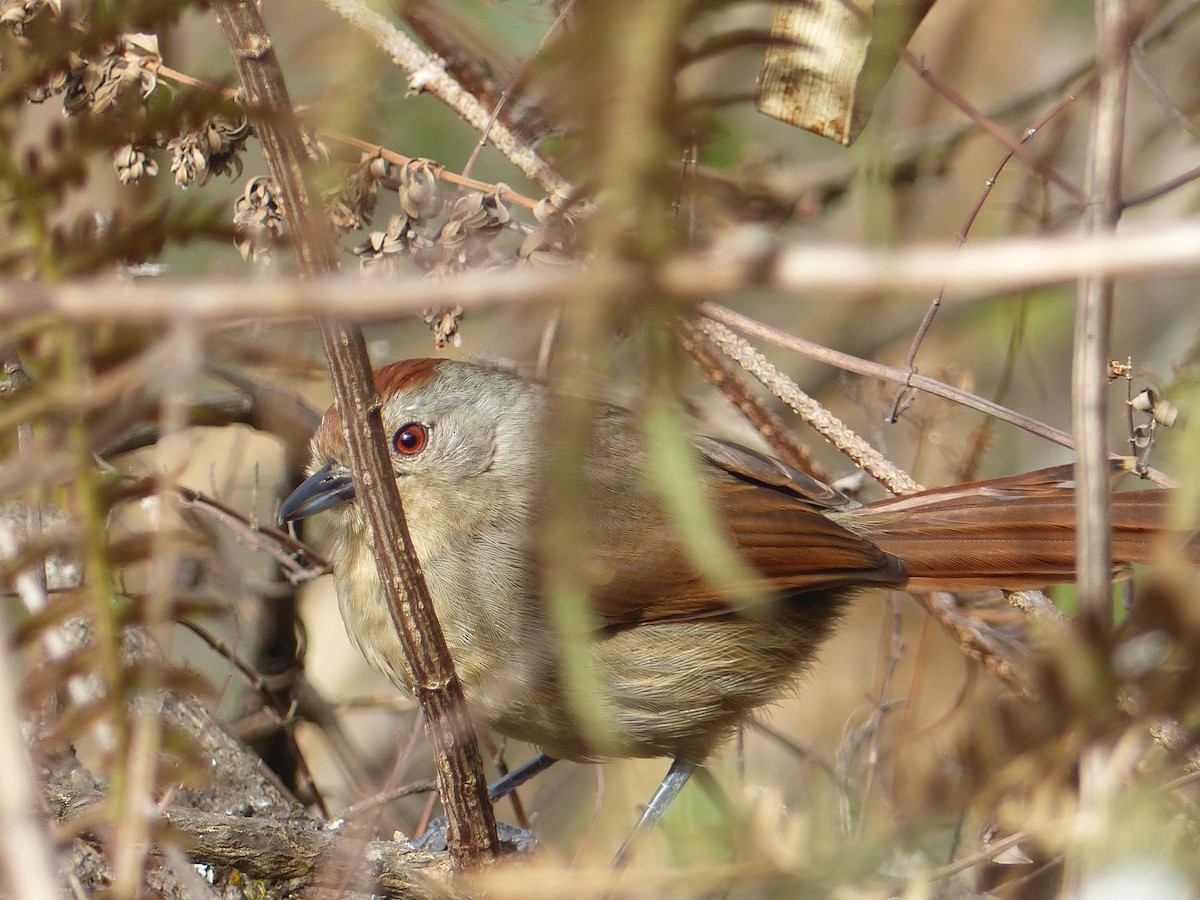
[317,0,569,196]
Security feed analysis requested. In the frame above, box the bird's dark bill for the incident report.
[278,462,355,522]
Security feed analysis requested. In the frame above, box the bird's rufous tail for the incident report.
[839,463,1194,592]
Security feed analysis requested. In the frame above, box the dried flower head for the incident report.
[168,114,252,188]
[36,41,159,115]
[423,304,465,349]
[1,0,57,35]
[519,188,584,267]
[429,188,512,274]
[353,213,424,276]
[397,158,443,220]
[26,50,87,106]
[233,176,284,264]
[327,151,392,232]
[113,143,158,184]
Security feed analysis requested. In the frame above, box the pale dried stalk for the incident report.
[1071,0,1131,623]
[0,512,112,748]
[676,320,824,478]
[0,221,1198,322]
[112,321,199,896]
[697,318,922,496]
[0,523,65,900]
[318,0,569,195]
[664,222,1200,301]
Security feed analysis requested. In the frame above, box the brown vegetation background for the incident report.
[2,0,1200,896]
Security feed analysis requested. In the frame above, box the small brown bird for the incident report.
[280,357,1182,845]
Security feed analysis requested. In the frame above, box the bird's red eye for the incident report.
[392,422,428,456]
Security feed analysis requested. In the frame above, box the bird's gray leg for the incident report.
[612,758,697,867]
[488,752,558,801]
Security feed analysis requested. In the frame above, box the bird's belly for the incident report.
[333,529,848,764]
[332,537,553,724]
[488,600,848,763]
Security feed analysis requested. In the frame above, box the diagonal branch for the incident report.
[318,0,569,196]
[212,0,499,866]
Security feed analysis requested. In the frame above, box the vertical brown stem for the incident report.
[213,0,498,866]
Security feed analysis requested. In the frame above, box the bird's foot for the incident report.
[408,817,539,854]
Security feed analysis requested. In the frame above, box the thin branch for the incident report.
[1131,28,1200,141]
[888,89,1083,422]
[460,0,575,181]
[173,485,330,583]
[317,126,540,209]
[1071,0,1131,622]
[899,48,1084,204]
[1122,163,1200,208]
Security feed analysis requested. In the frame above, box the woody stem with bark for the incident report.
[213,0,499,867]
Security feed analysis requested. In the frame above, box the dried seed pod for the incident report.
[353,213,418,276]
[437,217,467,255]
[47,41,160,115]
[533,186,585,225]
[1129,388,1156,413]
[521,185,586,268]
[519,197,583,268]
[1132,423,1153,450]
[423,304,464,349]
[167,114,250,188]
[328,200,362,232]
[166,133,201,187]
[1153,399,1179,428]
[113,144,158,184]
[1,0,56,35]
[398,158,443,220]
[302,127,329,164]
[61,56,99,114]
[327,151,393,232]
[1129,388,1179,428]
[367,152,393,181]
[451,188,510,236]
[233,176,285,263]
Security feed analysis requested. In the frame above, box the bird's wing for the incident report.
[582,436,905,627]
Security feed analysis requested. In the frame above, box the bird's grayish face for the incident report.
[278,358,543,526]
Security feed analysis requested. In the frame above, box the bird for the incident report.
[279,356,1185,855]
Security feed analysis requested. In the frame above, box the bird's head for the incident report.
[278,358,543,525]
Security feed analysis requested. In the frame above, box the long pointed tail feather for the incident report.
[838,464,1193,592]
